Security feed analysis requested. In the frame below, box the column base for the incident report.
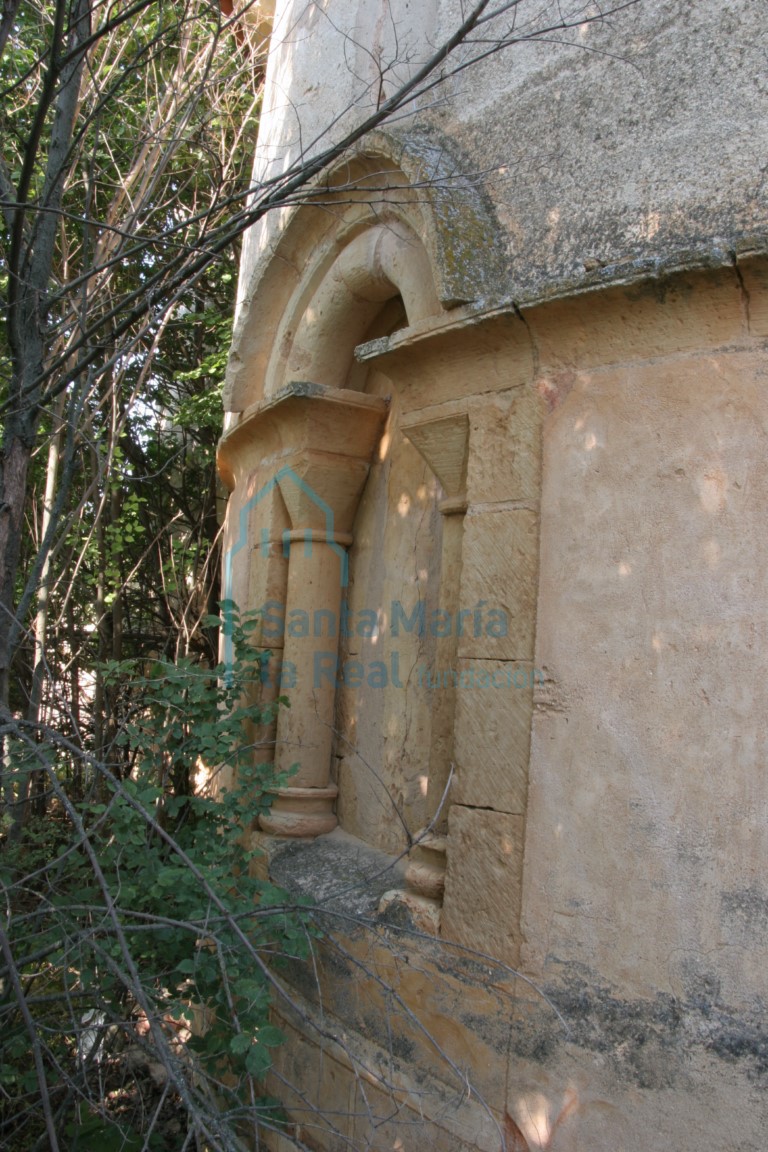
[259,785,338,837]
[405,832,447,901]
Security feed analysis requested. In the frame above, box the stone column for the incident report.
[260,514,356,837]
[217,384,389,838]
[398,412,470,917]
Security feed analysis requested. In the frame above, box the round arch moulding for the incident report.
[224,127,507,413]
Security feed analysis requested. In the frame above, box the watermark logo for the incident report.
[222,464,347,672]
[223,468,541,691]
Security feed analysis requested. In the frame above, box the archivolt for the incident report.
[278,219,438,392]
[224,130,505,412]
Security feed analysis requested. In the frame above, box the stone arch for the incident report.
[217,129,510,874]
[223,129,507,412]
[275,218,439,392]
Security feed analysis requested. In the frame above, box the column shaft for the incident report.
[260,530,350,836]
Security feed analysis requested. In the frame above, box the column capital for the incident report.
[217,382,389,496]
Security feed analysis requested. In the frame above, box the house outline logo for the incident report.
[222,465,348,671]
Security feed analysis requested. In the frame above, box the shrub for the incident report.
[0,605,308,1151]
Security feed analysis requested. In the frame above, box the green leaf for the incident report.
[256,1025,285,1048]
[245,1045,273,1078]
[156,867,182,887]
[229,1032,252,1054]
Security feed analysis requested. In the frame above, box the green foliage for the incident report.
[0,605,309,1151]
[1,0,265,749]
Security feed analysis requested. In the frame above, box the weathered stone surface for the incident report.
[268,827,405,918]
[378,887,441,934]
[291,936,504,1100]
[265,1014,357,1152]
[529,267,746,374]
[349,1077,497,1152]
[400,410,469,497]
[242,486,290,647]
[227,249,768,1152]
[458,508,539,661]
[274,1015,504,1151]
[448,1,767,303]
[237,1,768,329]
[259,785,339,837]
[442,806,525,968]
[381,315,534,412]
[331,385,438,854]
[467,387,543,506]
[738,254,768,337]
[452,661,533,813]
[525,348,768,1006]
